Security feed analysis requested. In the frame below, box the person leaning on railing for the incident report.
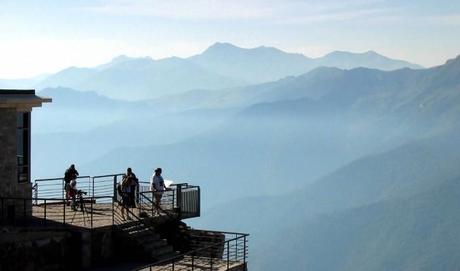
[150,168,166,213]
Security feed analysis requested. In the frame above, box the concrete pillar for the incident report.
[81,231,92,269]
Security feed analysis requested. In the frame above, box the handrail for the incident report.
[138,191,177,221]
[35,175,92,182]
[138,184,200,220]
[92,173,124,178]
[134,231,249,271]
[31,174,201,226]
[34,174,125,200]
[1,195,115,229]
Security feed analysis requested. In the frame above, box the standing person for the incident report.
[126,167,139,209]
[150,168,166,212]
[64,164,79,205]
[120,174,132,220]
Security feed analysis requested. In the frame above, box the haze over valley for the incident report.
[2,40,457,270]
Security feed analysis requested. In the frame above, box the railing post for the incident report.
[91,196,94,229]
[243,235,247,264]
[197,186,201,217]
[113,175,117,200]
[92,177,95,198]
[210,250,213,270]
[63,198,66,225]
[151,192,154,216]
[176,184,182,220]
[112,197,115,225]
[235,236,238,261]
[135,184,139,207]
[227,241,230,269]
[44,199,47,224]
[34,182,38,205]
[191,253,194,271]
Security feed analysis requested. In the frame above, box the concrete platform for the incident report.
[140,256,246,271]
[32,203,126,228]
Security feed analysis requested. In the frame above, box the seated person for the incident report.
[69,179,78,211]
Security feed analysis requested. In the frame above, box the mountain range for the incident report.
[27,48,460,270]
[189,43,422,84]
[2,42,422,100]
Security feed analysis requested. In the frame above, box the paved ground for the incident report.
[32,202,126,228]
[137,256,245,271]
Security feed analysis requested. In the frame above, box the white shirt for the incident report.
[151,174,165,192]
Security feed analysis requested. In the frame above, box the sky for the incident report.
[1,0,460,78]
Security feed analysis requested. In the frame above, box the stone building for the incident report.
[1,89,249,271]
[0,89,51,217]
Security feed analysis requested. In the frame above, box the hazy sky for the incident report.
[1,0,460,78]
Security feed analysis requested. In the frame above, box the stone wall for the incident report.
[0,108,17,197]
[0,229,77,271]
[0,108,32,219]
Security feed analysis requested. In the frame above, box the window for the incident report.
[17,112,30,183]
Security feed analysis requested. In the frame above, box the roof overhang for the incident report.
[0,89,52,111]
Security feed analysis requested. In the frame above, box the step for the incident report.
[128,228,159,239]
[117,220,142,229]
[122,224,148,233]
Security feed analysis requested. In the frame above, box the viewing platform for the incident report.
[1,173,248,271]
[19,174,201,229]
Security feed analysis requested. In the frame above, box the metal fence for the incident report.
[136,231,249,271]
[0,195,115,229]
[33,176,199,218]
[33,175,92,203]
[138,183,200,220]
[33,174,125,202]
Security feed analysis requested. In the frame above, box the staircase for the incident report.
[113,195,180,262]
[116,220,178,261]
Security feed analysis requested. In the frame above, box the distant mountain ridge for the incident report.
[37,56,244,100]
[189,42,422,84]
[27,42,424,100]
[69,55,460,204]
[31,54,460,271]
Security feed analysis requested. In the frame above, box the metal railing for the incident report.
[174,184,200,219]
[7,174,202,229]
[33,176,200,218]
[0,195,116,229]
[138,191,177,220]
[136,230,249,271]
[33,174,125,202]
[92,173,125,202]
[138,183,200,220]
[34,175,92,203]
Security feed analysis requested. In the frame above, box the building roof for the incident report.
[0,89,51,110]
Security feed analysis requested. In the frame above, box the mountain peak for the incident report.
[111,55,132,62]
[445,54,460,65]
[363,50,384,57]
[206,42,240,52]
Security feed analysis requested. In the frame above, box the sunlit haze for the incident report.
[1,0,460,78]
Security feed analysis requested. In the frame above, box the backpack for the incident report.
[117,183,123,197]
